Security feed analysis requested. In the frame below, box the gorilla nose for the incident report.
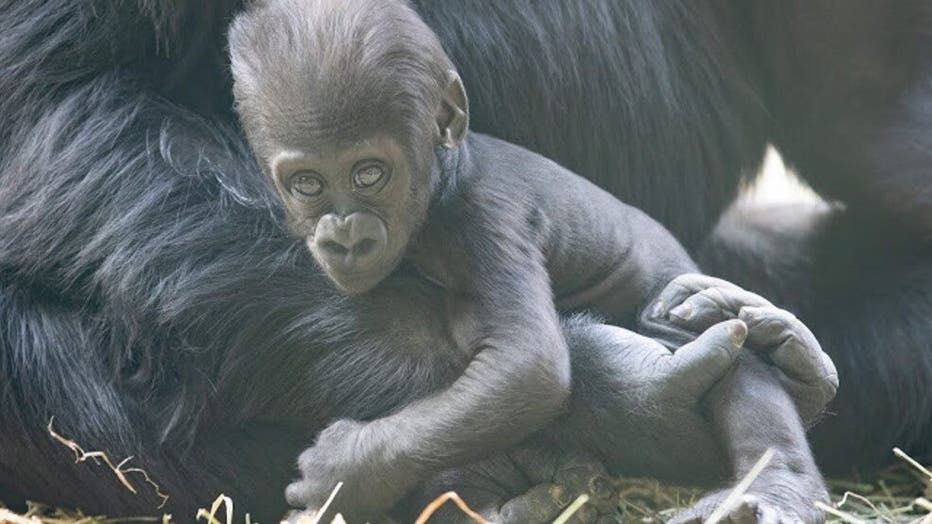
[313,212,387,271]
[320,237,378,260]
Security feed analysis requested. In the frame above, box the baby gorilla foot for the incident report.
[495,481,610,524]
[670,444,829,524]
[483,459,619,523]
[417,446,621,523]
[672,494,807,524]
[670,464,828,524]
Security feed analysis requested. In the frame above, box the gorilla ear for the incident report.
[436,70,469,148]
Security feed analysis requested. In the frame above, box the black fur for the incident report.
[0,0,929,520]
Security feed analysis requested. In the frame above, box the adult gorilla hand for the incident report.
[639,273,839,425]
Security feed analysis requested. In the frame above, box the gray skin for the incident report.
[228,1,837,521]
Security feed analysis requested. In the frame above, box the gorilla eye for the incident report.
[290,172,324,197]
[352,163,387,189]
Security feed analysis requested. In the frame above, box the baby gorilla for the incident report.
[229,0,837,521]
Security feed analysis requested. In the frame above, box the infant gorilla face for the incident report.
[269,135,430,294]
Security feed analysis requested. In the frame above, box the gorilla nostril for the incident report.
[321,240,349,256]
[353,238,377,257]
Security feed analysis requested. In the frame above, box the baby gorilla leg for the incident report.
[669,352,829,524]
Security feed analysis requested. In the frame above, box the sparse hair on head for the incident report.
[229,0,454,161]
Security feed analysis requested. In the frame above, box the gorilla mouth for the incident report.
[329,247,407,295]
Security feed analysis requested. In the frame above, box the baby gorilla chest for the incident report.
[308,296,474,421]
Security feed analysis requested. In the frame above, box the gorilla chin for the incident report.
[310,242,403,296]
[327,269,392,295]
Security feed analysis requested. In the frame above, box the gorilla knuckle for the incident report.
[821,371,840,398]
[698,287,728,305]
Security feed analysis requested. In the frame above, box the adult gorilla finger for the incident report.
[666,285,774,330]
[645,273,748,319]
[640,274,757,349]
[667,319,747,397]
[635,312,696,350]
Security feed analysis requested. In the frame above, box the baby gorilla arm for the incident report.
[506,142,699,324]
[285,210,571,522]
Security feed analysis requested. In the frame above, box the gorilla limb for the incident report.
[700,202,932,472]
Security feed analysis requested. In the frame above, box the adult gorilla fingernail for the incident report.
[669,303,692,320]
[729,320,748,346]
[652,299,666,317]
[739,306,761,321]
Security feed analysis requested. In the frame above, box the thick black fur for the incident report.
[0,0,929,520]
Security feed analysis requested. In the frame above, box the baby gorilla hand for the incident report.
[286,419,405,522]
[640,273,838,424]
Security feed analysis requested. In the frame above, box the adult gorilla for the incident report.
[0,0,928,521]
